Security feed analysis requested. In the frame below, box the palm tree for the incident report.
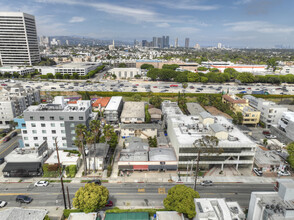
[193,135,222,191]
[103,124,113,142]
[75,124,87,175]
[86,131,95,174]
[90,120,101,173]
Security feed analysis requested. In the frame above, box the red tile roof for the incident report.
[222,94,247,104]
[92,97,111,107]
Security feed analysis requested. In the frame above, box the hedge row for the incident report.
[105,207,167,216]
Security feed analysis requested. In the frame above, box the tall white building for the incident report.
[217,42,222,49]
[0,12,40,66]
[21,96,92,150]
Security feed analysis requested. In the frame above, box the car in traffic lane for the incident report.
[16,195,33,204]
[200,180,213,186]
[34,181,49,187]
[0,200,7,208]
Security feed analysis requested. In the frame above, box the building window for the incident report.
[24,137,28,140]
[30,116,34,120]
[31,123,36,127]
[40,116,45,120]
[32,130,37,134]
[62,137,66,140]
[34,143,39,147]
[70,123,75,127]
[50,116,54,120]
[43,137,47,141]
[61,130,65,134]
[71,130,75,134]
[33,137,38,140]
[63,143,67,146]
[59,116,64,120]
[52,130,56,134]
[51,123,55,127]
[60,123,64,127]
[69,116,74,120]
[25,144,29,147]
[79,116,84,120]
[41,123,45,127]
[42,130,46,134]
[23,130,27,134]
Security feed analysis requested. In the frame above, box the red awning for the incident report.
[133,165,148,170]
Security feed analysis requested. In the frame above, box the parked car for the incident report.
[3,136,11,142]
[278,170,291,176]
[265,134,277,139]
[10,131,18,138]
[1,84,7,86]
[105,200,113,207]
[200,180,213,186]
[87,179,101,185]
[16,195,33,204]
[0,200,7,208]
[253,167,263,176]
[34,181,49,187]
[262,130,271,135]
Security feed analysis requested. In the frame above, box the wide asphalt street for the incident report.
[0,182,275,209]
[0,135,21,159]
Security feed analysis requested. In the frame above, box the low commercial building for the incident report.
[120,123,159,139]
[118,139,177,171]
[104,96,123,123]
[194,198,245,220]
[248,179,294,220]
[187,103,206,116]
[121,102,145,123]
[109,68,143,79]
[68,213,97,220]
[3,141,51,177]
[0,85,40,128]
[222,95,260,125]
[167,113,257,170]
[0,208,48,220]
[0,66,35,75]
[244,95,287,127]
[21,96,92,149]
[36,62,102,76]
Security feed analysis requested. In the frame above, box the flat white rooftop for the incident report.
[55,62,100,69]
[105,96,123,111]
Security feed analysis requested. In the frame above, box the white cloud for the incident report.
[36,15,68,36]
[157,0,219,10]
[234,0,253,5]
[224,21,294,34]
[69,16,85,23]
[156,23,170,28]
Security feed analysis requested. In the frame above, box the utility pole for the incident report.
[67,186,71,209]
[55,138,67,209]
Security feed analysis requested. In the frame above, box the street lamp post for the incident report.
[55,138,67,210]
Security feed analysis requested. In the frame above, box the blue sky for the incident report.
[1,0,294,48]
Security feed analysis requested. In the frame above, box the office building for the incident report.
[185,38,190,48]
[0,12,40,66]
[248,179,294,220]
[0,85,40,128]
[104,96,124,123]
[175,38,178,48]
[109,68,143,79]
[152,37,158,48]
[0,66,35,75]
[21,96,92,150]
[244,95,288,127]
[194,198,245,220]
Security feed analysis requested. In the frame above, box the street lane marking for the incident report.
[138,188,145,193]
[0,140,18,156]
[0,193,39,196]
[158,188,165,194]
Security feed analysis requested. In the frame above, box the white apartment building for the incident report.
[248,179,294,220]
[278,111,294,141]
[120,123,159,139]
[194,198,245,220]
[104,96,124,123]
[21,96,92,150]
[167,113,256,170]
[244,95,288,127]
[36,62,102,76]
[109,68,143,79]
[0,85,40,128]
[0,12,40,66]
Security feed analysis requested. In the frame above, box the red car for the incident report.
[153,86,157,88]
[135,84,139,86]
[105,200,113,207]
[3,136,11,143]
[170,84,178,87]
[1,84,7,86]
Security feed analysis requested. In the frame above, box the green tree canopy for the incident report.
[149,96,163,108]
[73,183,109,213]
[267,58,278,72]
[237,72,255,83]
[141,64,154,69]
[132,94,142,101]
[187,72,200,82]
[287,142,294,169]
[162,64,180,70]
[163,185,200,218]
[46,73,54,79]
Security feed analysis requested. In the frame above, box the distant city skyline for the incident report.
[1,0,294,48]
